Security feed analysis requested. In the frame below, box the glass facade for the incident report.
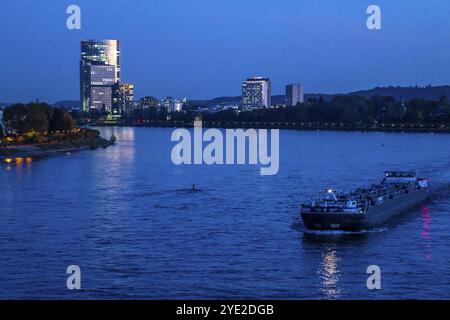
[80,40,120,112]
[90,65,116,86]
[90,86,113,111]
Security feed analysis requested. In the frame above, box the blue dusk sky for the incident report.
[0,0,450,103]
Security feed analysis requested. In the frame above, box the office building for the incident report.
[242,77,271,109]
[285,84,304,106]
[112,83,134,112]
[162,97,174,112]
[80,40,120,112]
[140,96,159,108]
[174,100,183,112]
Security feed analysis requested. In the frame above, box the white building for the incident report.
[242,77,271,109]
[174,100,183,112]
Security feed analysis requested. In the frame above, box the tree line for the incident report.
[3,95,449,136]
[119,95,450,126]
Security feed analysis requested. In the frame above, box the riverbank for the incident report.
[91,120,450,133]
[0,128,115,161]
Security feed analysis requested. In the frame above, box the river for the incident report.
[0,126,449,299]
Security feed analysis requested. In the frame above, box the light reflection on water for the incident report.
[317,249,342,299]
[2,157,33,175]
[420,205,432,261]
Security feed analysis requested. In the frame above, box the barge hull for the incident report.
[302,189,430,231]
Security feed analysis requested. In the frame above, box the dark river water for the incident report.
[0,126,449,299]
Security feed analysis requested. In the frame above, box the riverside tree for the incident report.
[3,103,76,135]
[49,107,76,132]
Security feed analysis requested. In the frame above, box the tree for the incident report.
[3,103,77,135]
[49,108,76,132]
[3,103,51,134]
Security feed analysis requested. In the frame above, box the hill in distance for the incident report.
[347,85,450,101]
[52,100,80,109]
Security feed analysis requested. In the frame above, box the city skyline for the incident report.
[1,0,450,103]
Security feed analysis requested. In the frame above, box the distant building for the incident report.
[180,98,191,111]
[222,105,239,111]
[162,97,174,112]
[242,77,271,109]
[112,83,134,112]
[80,40,120,112]
[285,84,304,106]
[174,100,183,112]
[140,96,159,108]
[400,98,407,114]
[430,106,446,119]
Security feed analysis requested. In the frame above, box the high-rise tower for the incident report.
[80,40,120,112]
[242,77,271,110]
